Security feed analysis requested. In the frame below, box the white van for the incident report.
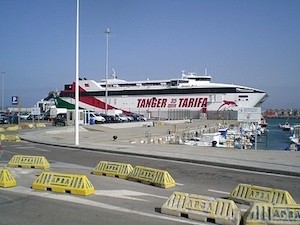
[89,112,105,124]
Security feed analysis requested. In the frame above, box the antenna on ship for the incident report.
[204,67,208,76]
[111,68,117,79]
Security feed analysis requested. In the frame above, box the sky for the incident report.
[0,0,299,109]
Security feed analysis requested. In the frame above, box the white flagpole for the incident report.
[75,0,80,145]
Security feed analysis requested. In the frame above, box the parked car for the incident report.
[0,116,9,124]
[89,112,105,124]
[128,113,147,121]
[19,113,30,120]
[52,113,67,126]
[7,114,18,124]
[27,114,45,120]
[115,114,130,122]
[100,113,119,123]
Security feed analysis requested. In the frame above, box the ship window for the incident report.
[60,86,246,98]
[141,82,162,86]
[178,80,189,84]
[237,88,254,93]
[208,95,215,103]
[195,77,211,81]
[119,83,137,87]
[64,84,73,90]
[170,80,178,86]
[238,95,249,101]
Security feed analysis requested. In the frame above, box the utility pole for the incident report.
[1,72,4,111]
[75,0,80,145]
[104,28,111,114]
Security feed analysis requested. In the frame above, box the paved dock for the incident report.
[17,119,300,176]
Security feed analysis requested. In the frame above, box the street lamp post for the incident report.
[1,72,4,111]
[104,28,111,115]
[74,0,80,146]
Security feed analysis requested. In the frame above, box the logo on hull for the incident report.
[217,100,237,112]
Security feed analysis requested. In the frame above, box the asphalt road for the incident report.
[0,141,299,225]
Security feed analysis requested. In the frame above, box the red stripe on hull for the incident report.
[80,96,114,110]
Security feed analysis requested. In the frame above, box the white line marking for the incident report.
[208,189,230,195]
[35,148,50,152]
[14,146,50,152]
[7,144,23,147]
[50,161,92,170]
[3,187,206,225]
[2,150,19,155]
[0,193,13,201]
[94,190,168,201]
[16,146,35,149]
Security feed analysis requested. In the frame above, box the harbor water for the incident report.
[257,118,300,150]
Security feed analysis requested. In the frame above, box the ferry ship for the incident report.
[56,70,268,119]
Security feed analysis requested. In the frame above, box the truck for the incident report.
[106,109,123,116]
[106,109,130,122]
[49,107,67,119]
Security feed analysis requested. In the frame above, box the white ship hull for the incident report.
[57,71,268,119]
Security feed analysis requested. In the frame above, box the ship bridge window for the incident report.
[170,80,179,86]
[195,77,211,81]
[118,83,137,87]
[237,88,254,93]
[238,95,249,101]
[64,84,73,90]
[170,79,188,86]
[179,80,189,83]
[142,82,161,86]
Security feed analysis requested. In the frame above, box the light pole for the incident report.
[74,0,80,145]
[1,72,4,111]
[104,28,111,114]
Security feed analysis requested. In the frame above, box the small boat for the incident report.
[289,125,300,151]
[259,116,268,128]
[183,132,226,147]
[279,121,291,131]
[183,127,254,149]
